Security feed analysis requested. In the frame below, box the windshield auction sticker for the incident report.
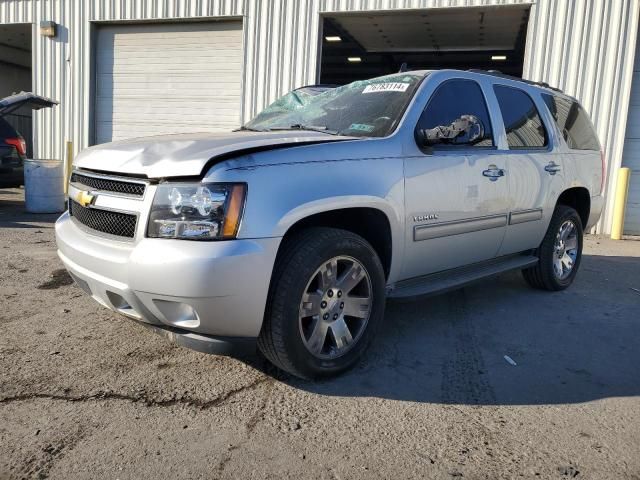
[362,82,410,94]
[349,123,375,132]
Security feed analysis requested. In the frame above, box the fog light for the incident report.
[153,300,200,329]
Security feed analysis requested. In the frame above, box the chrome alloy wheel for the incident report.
[553,219,579,280]
[298,256,373,359]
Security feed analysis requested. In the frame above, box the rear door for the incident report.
[542,94,603,224]
[492,84,564,256]
[402,78,509,280]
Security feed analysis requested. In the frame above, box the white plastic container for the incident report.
[24,159,65,213]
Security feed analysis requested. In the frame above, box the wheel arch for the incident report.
[556,187,590,229]
[276,205,396,280]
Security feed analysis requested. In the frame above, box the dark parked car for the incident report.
[0,117,27,187]
[0,92,57,187]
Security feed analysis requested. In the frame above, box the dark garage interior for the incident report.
[320,5,530,85]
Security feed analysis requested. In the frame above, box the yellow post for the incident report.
[64,141,73,195]
[611,167,631,240]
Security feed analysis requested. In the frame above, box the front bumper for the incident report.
[140,322,257,356]
[55,211,280,345]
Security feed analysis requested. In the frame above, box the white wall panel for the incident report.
[1,0,638,233]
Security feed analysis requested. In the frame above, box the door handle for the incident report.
[482,165,505,181]
[544,161,562,175]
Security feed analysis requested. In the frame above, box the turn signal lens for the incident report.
[222,184,246,238]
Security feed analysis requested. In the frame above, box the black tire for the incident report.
[258,227,386,379]
[522,205,584,291]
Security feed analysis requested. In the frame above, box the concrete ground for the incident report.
[1,186,639,480]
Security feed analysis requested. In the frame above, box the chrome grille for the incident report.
[69,200,137,239]
[70,172,146,197]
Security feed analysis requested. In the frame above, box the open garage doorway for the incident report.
[319,5,530,85]
[0,23,33,157]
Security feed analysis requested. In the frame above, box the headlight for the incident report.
[148,183,246,240]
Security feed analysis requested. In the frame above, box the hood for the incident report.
[74,131,355,178]
[0,92,58,117]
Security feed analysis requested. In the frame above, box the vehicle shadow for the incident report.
[248,253,640,406]
[0,188,60,228]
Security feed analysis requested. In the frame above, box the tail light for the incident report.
[600,149,606,194]
[5,137,26,156]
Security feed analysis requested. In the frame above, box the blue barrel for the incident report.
[24,159,65,213]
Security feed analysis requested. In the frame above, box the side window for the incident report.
[416,79,494,147]
[493,85,547,149]
[542,94,600,150]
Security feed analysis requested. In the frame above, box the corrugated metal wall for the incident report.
[0,0,637,233]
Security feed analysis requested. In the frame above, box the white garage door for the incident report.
[621,32,640,234]
[95,21,243,144]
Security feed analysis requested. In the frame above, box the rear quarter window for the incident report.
[542,94,600,151]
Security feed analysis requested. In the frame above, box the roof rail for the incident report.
[466,69,564,93]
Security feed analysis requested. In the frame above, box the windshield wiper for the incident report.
[233,126,265,132]
[267,124,340,135]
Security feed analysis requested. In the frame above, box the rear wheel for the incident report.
[258,227,386,379]
[522,205,583,291]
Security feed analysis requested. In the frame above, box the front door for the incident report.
[402,78,510,280]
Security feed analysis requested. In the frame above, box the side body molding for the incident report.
[509,208,543,225]
[414,214,508,241]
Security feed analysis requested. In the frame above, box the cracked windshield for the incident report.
[244,73,425,137]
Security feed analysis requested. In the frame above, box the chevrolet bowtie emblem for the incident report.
[75,190,96,208]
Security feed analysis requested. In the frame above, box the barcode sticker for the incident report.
[362,82,410,94]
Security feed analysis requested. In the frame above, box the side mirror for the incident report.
[416,114,485,147]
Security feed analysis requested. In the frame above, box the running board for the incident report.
[387,255,538,299]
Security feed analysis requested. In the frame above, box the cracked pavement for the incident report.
[1,187,640,479]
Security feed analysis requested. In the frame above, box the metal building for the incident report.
[0,0,638,234]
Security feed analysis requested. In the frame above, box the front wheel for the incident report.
[258,227,386,379]
[522,205,584,291]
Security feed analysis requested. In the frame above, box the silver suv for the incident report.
[55,70,604,379]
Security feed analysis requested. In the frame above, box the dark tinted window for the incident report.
[417,79,493,147]
[542,94,600,150]
[494,85,547,149]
